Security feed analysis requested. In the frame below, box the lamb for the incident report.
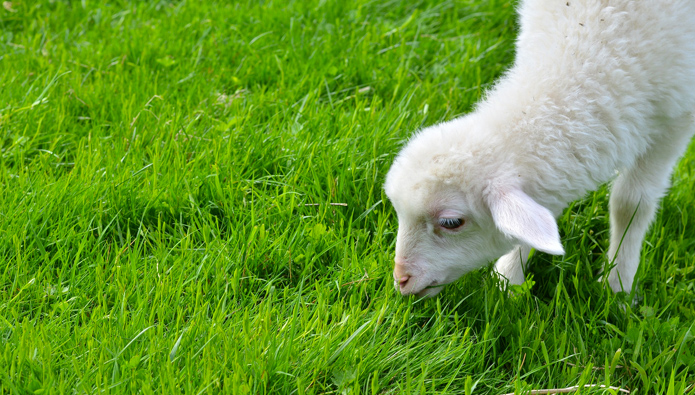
[384,0,695,297]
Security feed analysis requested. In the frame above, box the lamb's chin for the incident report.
[416,286,444,298]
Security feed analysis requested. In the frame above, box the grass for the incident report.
[0,0,693,393]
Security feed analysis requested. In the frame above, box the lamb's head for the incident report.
[384,118,564,297]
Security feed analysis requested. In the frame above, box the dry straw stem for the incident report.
[500,384,630,395]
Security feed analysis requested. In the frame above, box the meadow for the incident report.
[1,0,693,393]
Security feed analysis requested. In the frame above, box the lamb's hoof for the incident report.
[612,280,642,312]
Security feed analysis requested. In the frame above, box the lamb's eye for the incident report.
[438,217,464,229]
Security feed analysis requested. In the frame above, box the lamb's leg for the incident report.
[607,117,695,293]
[495,244,531,286]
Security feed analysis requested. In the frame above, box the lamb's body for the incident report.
[486,0,695,211]
[385,0,695,296]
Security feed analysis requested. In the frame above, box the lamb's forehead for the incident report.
[387,122,472,183]
[385,173,446,218]
[385,117,486,215]
[385,139,446,201]
[385,151,472,216]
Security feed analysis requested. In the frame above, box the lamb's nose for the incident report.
[398,275,411,290]
[393,259,411,294]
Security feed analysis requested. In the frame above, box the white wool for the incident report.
[385,0,695,297]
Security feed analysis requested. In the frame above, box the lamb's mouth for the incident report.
[415,281,446,298]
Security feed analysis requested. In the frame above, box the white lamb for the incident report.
[385,0,695,297]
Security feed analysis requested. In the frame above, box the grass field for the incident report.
[1,0,694,393]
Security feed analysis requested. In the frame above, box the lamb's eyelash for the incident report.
[438,218,464,229]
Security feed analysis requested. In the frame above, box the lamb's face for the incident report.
[384,119,564,297]
[384,176,512,297]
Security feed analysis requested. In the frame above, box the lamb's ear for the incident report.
[487,187,564,255]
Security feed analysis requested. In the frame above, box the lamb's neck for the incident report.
[474,83,618,215]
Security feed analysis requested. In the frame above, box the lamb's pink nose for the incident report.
[393,259,411,294]
[398,275,411,290]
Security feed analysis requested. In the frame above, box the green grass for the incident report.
[1,0,694,393]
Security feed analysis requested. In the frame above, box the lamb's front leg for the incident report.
[607,119,695,293]
[607,178,658,293]
[495,244,531,287]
